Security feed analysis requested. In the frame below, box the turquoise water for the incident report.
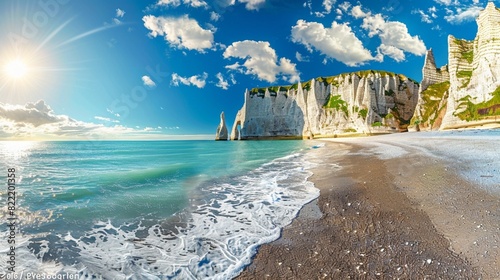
[0,140,319,279]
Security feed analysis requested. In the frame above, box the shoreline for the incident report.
[237,131,499,279]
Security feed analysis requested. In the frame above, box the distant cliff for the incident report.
[416,2,500,130]
[230,71,419,140]
[228,2,500,139]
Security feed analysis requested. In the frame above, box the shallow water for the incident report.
[0,140,320,279]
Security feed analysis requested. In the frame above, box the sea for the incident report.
[0,140,320,279]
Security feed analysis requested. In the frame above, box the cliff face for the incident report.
[416,2,500,130]
[230,2,500,138]
[230,71,419,140]
[441,2,500,128]
[420,49,449,92]
[413,49,450,130]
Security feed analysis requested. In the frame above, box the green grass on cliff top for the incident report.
[248,70,418,94]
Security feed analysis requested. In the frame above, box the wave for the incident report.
[4,147,320,279]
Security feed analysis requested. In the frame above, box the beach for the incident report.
[238,130,500,279]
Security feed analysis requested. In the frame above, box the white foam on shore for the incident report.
[5,151,319,279]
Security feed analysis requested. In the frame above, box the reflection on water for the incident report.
[0,141,40,159]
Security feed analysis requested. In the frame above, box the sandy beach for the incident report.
[238,130,500,279]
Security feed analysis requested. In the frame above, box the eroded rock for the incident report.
[231,71,419,139]
[215,111,228,141]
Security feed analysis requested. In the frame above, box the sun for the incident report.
[4,59,28,79]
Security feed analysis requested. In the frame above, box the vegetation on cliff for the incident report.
[323,94,349,116]
[457,70,472,88]
[248,70,418,96]
[413,81,450,127]
[462,50,474,64]
[455,86,500,121]
[453,38,473,53]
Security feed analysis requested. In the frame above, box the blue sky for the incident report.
[0,0,494,140]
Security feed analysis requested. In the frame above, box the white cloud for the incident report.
[156,0,208,8]
[116,8,125,18]
[215,72,230,90]
[413,9,433,23]
[0,100,65,127]
[351,5,367,18]
[314,0,336,17]
[339,1,351,12]
[107,108,120,117]
[429,6,438,16]
[230,73,236,84]
[210,11,221,21]
[171,72,208,88]
[213,0,236,9]
[444,5,481,24]
[157,0,181,6]
[357,7,426,57]
[322,0,335,14]
[209,0,265,10]
[377,44,406,62]
[95,116,120,123]
[225,62,243,72]
[434,0,453,5]
[239,0,265,10]
[223,40,300,83]
[184,0,208,8]
[304,0,312,14]
[111,8,125,25]
[0,101,165,140]
[314,12,326,18]
[295,51,310,62]
[206,23,218,33]
[143,15,214,52]
[291,19,373,67]
[142,76,157,88]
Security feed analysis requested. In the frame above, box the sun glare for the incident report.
[4,59,28,79]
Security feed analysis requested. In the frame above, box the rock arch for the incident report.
[231,109,243,140]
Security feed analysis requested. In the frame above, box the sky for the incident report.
[0,0,494,140]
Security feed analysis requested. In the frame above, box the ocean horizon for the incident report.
[0,140,320,279]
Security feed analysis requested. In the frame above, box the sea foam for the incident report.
[3,150,319,279]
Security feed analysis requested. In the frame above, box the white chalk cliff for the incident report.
[413,49,450,130]
[230,71,419,140]
[228,2,500,138]
[215,111,228,141]
[417,2,500,129]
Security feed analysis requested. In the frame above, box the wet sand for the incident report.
[237,132,500,279]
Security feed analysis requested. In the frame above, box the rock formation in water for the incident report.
[416,2,500,130]
[215,111,228,141]
[230,71,419,140]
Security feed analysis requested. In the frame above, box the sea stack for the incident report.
[215,111,228,141]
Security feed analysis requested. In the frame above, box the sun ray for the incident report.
[57,24,120,47]
[34,18,75,54]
